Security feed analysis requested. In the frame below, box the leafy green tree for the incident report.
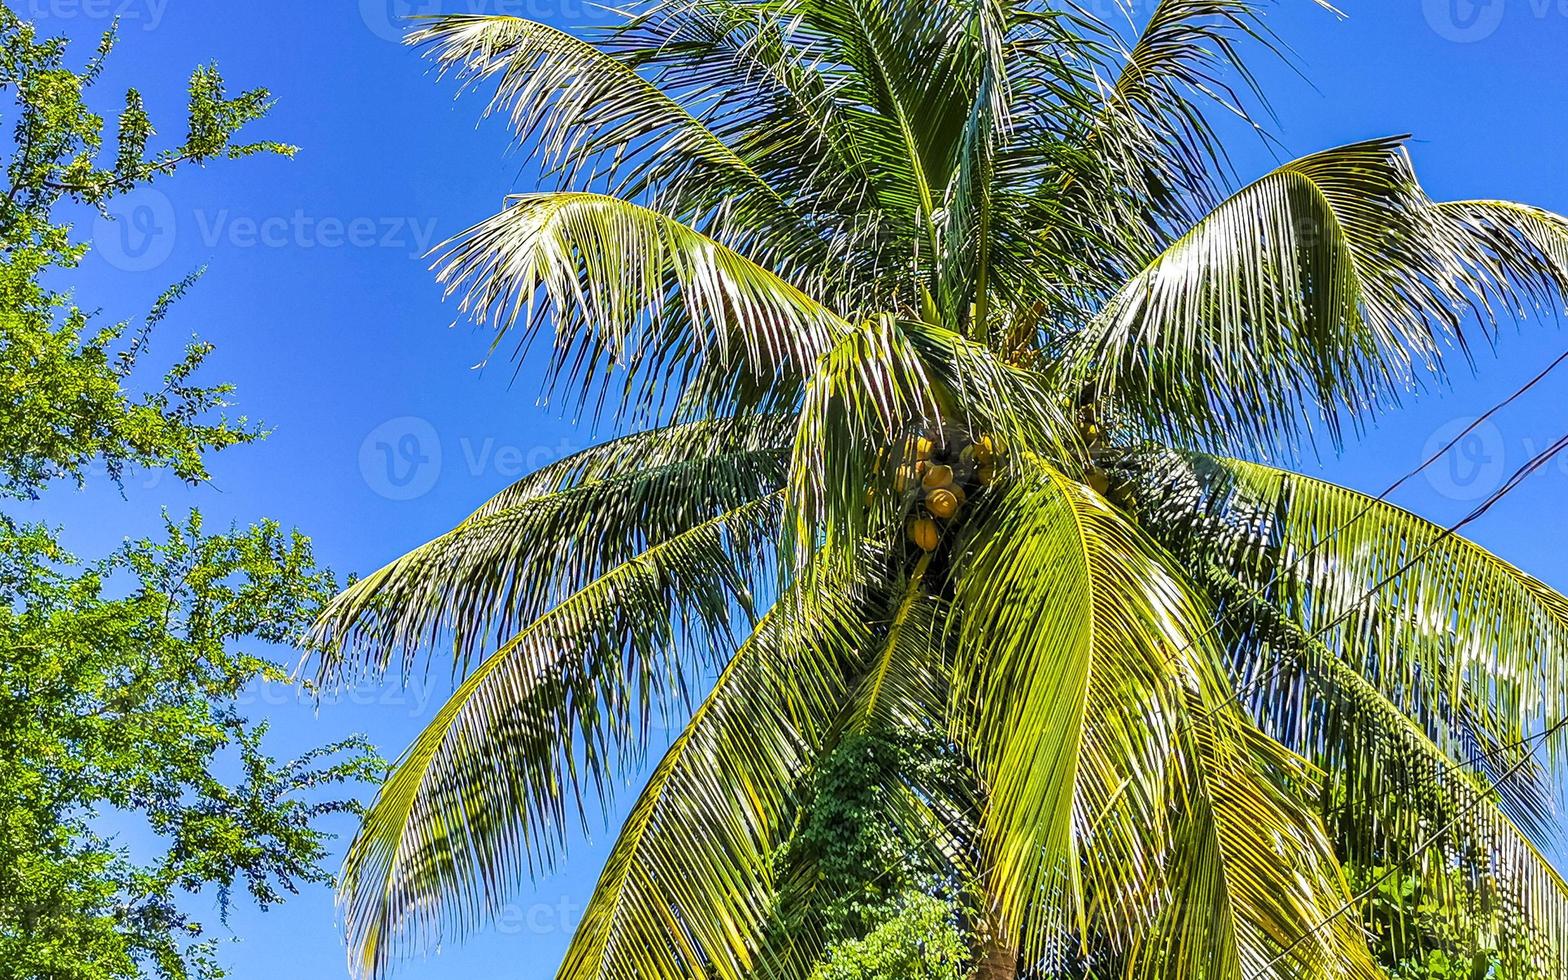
[0,8,378,978]
[1351,866,1502,980]
[0,4,292,497]
[313,4,1568,979]
[769,730,972,979]
[0,514,378,980]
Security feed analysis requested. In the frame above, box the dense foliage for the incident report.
[0,8,377,978]
[305,3,1568,980]
[771,730,971,980]
[0,4,291,498]
[0,515,377,980]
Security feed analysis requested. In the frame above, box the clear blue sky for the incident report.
[15,1,1568,977]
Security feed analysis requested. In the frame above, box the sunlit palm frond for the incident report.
[559,560,879,980]
[337,494,781,980]
[1123,450,1568,761]
[407,15,801,230]
[460,415,796,517]
[436,191,848,422]
[1437,199,1568,314]
[952,459,1373,976]
[1056,0,1333,272]
[313,426,788,678]
[1202,562,1568,976]
[1070,138,1568,452]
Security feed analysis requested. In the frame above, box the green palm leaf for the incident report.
[953,459,1375,975]
[336,494,782,979]
[1126,450,1568,756]
[435,191,849,421]
[1071,138,1568,452]
[1203,562,1568,975]
[314,426,788,676]
[559,560,880,980]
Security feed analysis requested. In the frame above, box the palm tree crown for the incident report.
[312,3,1568,978]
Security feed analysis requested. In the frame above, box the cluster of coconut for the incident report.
[893,433,1004,552]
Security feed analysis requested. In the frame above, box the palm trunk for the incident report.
[974,891,1018,980]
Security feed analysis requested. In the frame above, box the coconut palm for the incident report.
[313,3,1568,978]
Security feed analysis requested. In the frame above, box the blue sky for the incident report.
[14,0,1568,977]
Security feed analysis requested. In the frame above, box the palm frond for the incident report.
[435,191,848,422]
[337,495,781,980]
[952,458,1372,975]
[1122,449,1568,767]
[1069,138,1568,452]
[313,423,789,678]
[559,560,879,980]
[1202,561,1568,975]
[409,15,793,220]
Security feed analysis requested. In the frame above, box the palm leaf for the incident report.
[558,559,880,980]
[1123,449,1568,763]
[337,495,781,980]
[952,458,1374,976]
[1202,561,1568,976]
[435,191,848,421]
[1070,138,1568,452]
[313,425,789,677]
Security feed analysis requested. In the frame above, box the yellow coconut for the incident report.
[923,464,955,490]
[975,434,1005,461]
[911,435,936,461]
[976,463,997,485]
[1087,469,1110,495]
[926,487,960,519]
[893,465,919,492]
[908,518,940,552]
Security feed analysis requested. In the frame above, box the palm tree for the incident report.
[312,3,1568,978]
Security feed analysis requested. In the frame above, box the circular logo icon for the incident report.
[93,187,177,272]
[359,416,442,501]
[1423,0,1506,43]
[1422,417,1506,502]
[360,0,424,43]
